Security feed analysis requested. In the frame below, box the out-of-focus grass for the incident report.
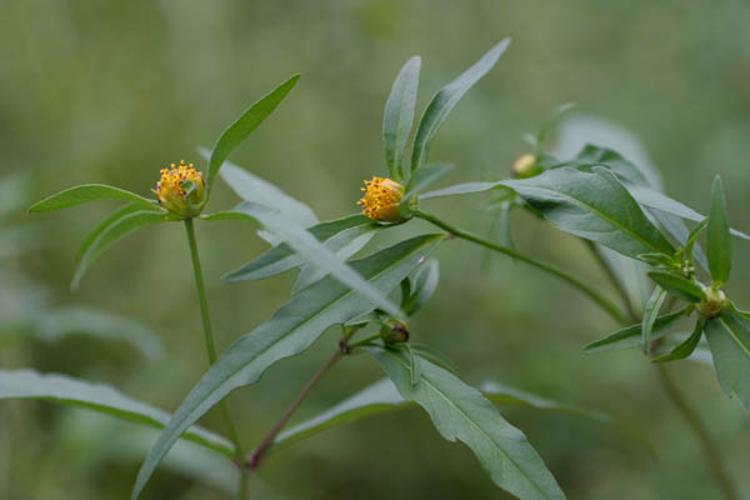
[1,1,749,498]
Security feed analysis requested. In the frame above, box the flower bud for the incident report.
[512,153,541,179]
[154,160,206,218]
[697,287,727,318]
[381,320,409,344]
[357,176,406,223]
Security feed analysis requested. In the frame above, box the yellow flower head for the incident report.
[154,160,206,217]
[512,153,539,179]
[357,176,405,222]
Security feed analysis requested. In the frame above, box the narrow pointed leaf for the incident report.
[648,209,709,273]
[77,203,144,260]
[405,163,453,197]
[367,347,564,499]
[585,308,688,353]
[707,176,731,284]
[705,308,750,412]
[571,144,651,187]
[221,214,371,282]
[383,56,421,179]
[652,319,705,363]
[72,210,172,290]
[0,369,233,457]
[501,167,674,258]
[131,234,442,499]
[642,287,667,351]
[206,74,300,193]
[647,271,703,303]
[29,184,156,213]
[411,39,510,173]
[211,154,317,227]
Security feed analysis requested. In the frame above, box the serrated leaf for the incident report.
[404,163,453,198]
[585,308,689,353]
[0,369,233,457]
[411,39,510,173]
[705,308,750,412]
[212,203,402,317]
[72,209,172,290]
[206,74,300,194]
[383,56,421,179]
[29,184,156,213]
[221,214,371,282]
[707,176,731,285]
[652,318,705,363]
[367,347,564,499]
[642,287,667,352]
[209,153,318,227]
[131,234,442,499]
[501,167,674,258]
[647,271,703,303]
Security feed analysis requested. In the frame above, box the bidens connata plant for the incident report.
[12,36,747,500]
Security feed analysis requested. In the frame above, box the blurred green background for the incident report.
[2,1,750,498]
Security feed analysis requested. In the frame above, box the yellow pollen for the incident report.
[154,159,205,217]
[357,176,404,222]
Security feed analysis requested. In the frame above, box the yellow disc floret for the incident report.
[154,160,206,218]
[357,176,405,222]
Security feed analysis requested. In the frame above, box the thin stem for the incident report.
[246,350,343,473]
[584,240,639,322]
[183,218,245,493]
[415,210,627,324]
[656,365,738,500]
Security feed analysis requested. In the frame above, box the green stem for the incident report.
[415,210,627,324]
[656,365,738,500]
[586,231,738,499]
[183,218,245,497]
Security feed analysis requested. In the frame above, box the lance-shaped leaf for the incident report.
[383,56,421,179]
[367,347,564,499]
[707,176,731,285]
[647,271,703,303]
[502,167,674,258]
[29,184,156,213]
[274,377,609,451]
[705,308,750,412]
[206,74,300,194]
[76,203,144,260]
[405,163,453,198]
[222,214,371,282]
[131,234,442,499]
[72,209,173,290]
[210,154,318,227]
[648,208,709,273]
[411,38,510,173]
[585,308,689,353]
[642,287,667,352]
[208,203,402,318]
[0,369,233,457]
[570,144,651,187]
[652,318,705,363]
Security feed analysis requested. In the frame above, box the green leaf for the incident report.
[535,103,576,149]
[502,167,674,258]
[383,56,421,179]
[705,307,750,412]
[707,176,731,285]
[0,369,234,457]
[403,258,439,314]
[72,209,172,290]
[642,287,667,352]
[648,209,709,273]
[131,234,442,499]
[221,214,371,282]
[421,181,498,200]
[274,377,609,451]
[585,308,689,353]
[652,318,705,363]
[29,184,156,213]
[216,203,403,318]
[293,224,376,292]
[411,39,511,173]
[628,185,750,241]
[206,74,300,194]
[367,347,564,499]
[35,306,163,361]
[210,154,318,227]
[77,203,144,260]
[404,163,453,198]
[647,271,703,303]
[570,144,651,187]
